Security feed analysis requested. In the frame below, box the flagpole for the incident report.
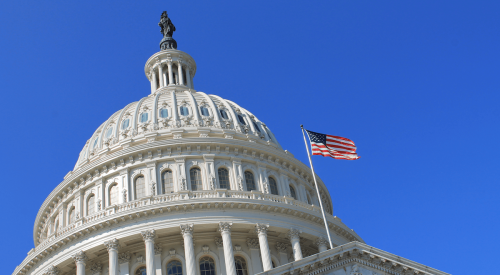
[300,125,334,249]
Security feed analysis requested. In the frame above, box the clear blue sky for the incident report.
[1,1,499,274]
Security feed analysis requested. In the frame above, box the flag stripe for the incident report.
[306,129,360,160]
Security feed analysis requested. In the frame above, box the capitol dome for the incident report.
[13,11,448,275]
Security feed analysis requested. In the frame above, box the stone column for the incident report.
[185,66,192,88]
[158,64,164,88]
[118,252,131,275]
[72,250,88,275]
[167,61,174,86]
[275,242,288,265]
[219,222,236,275]
[119,169,129,204]
[315,237,329,253]
[141,230,156,275]
[154,243,162,275]
[246,238,263,273]
[180,224,196,275]
[256,224,272,271]
[203,154,216,190]
[215,237,227,275]
[150,69,157,93]
[177,61,184,86]
[288,228,303,261]
[104,238,120,275]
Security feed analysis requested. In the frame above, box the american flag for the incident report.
[306,130,360,160]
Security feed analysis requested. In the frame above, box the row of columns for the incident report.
[150,60,192,93]
[71,225,330,275]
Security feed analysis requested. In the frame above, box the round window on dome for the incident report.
[219,109,228,119]
[140,113,149,123]
[180,106,189,116]
[200,106,210,116]
[122,119,130,129]
[238,114,246,125]
[105,127,113,138]
[160,108,169,118]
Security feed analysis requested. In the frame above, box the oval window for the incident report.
[238,114,246,125]
[140,113,148,123]
[219,109,228,119]
[200,106,210,116]
[180,106,189,116]
[122,119,130,129]
[160,108,169,118]
[105,127,113,138]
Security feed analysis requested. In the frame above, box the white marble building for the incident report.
[12,13,449,275]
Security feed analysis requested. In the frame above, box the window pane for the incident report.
[87,195,95,215]
[244,171,256,191]
[289,185,297,200]
[106,127,113,138]
[162,170,174,193]
[160,109,169,118]
[180,106,189,116]
[122,119,130,129]
[219,109,228,119]
[190,168,202,191]
[167,260,183,275]
[109,184,118,205]
[135,176,145,199]
[238,114,246,125]
[93,137,99,148]
[201,107,209,116]
[235,256,248,275]
[140,113,148,122]
[135,267,147,275]
[199,257,215,275]
[269,177,278,195]
[218,168,230,189]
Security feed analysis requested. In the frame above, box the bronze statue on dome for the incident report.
[159,11,177,50]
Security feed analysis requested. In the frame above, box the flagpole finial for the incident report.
[300,124,304,128]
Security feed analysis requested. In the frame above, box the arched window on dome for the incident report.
[135,266,147,275]
[92,137,99,149]
[68,206,75,224]
[162,170,174,194]
[180,106,189,116]
[219,109,229,119]
[289,185,297,200]
[200,106,210,116]
[140,112,149,123]
[199,256,216,275]
[244,171,256,191]
[190,168,202,191]
[53,218,59,234]
[237,114,246,125]
[122,118,130,129]
[234,256,248,275]
[105,127,113,138]
[306,191,312,205]
[218,168,230,189]
[252,121,261,133]
[87,194,95,215]
[167,260,183,275]
[109,183,118,206]
[134,176,146,200]
[160,108,169,118]
[269,177,279,195]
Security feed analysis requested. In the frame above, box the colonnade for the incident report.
[70,224,330,275]
[150,59,193,92]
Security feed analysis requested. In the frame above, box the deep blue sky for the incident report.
[1,1,499,274]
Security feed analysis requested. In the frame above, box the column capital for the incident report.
[255,223,269,235]
[314,237,329,248]
[218,222,232,233]
[71,250,88,264]
[141,229,156,242]
[214,237,223,248]
[104,238,120,251]
[246,238,259,249]
[180,224,194,236]
[275,242,288,253]
[89,262,103,275]
[118,251,131,264]
[45,265,60,275]
[287,228,302,240]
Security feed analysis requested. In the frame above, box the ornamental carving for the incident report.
[104,238,120,251]
[71,250,88,263]
[275,242,288,253]
[169,248,176,256]
[180,224,194,236]
[154,243,162,255]
[218,222,232,233]
[89,262,102,275]
[246,238,259,249]
[118,251,131,264]
[141,229,156,241]
[255,223,269,235]
[315,237,329,248]
[202,245,210,254]
[214,237,223,247]
[44,265,60,275]
[287,228,302,240]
